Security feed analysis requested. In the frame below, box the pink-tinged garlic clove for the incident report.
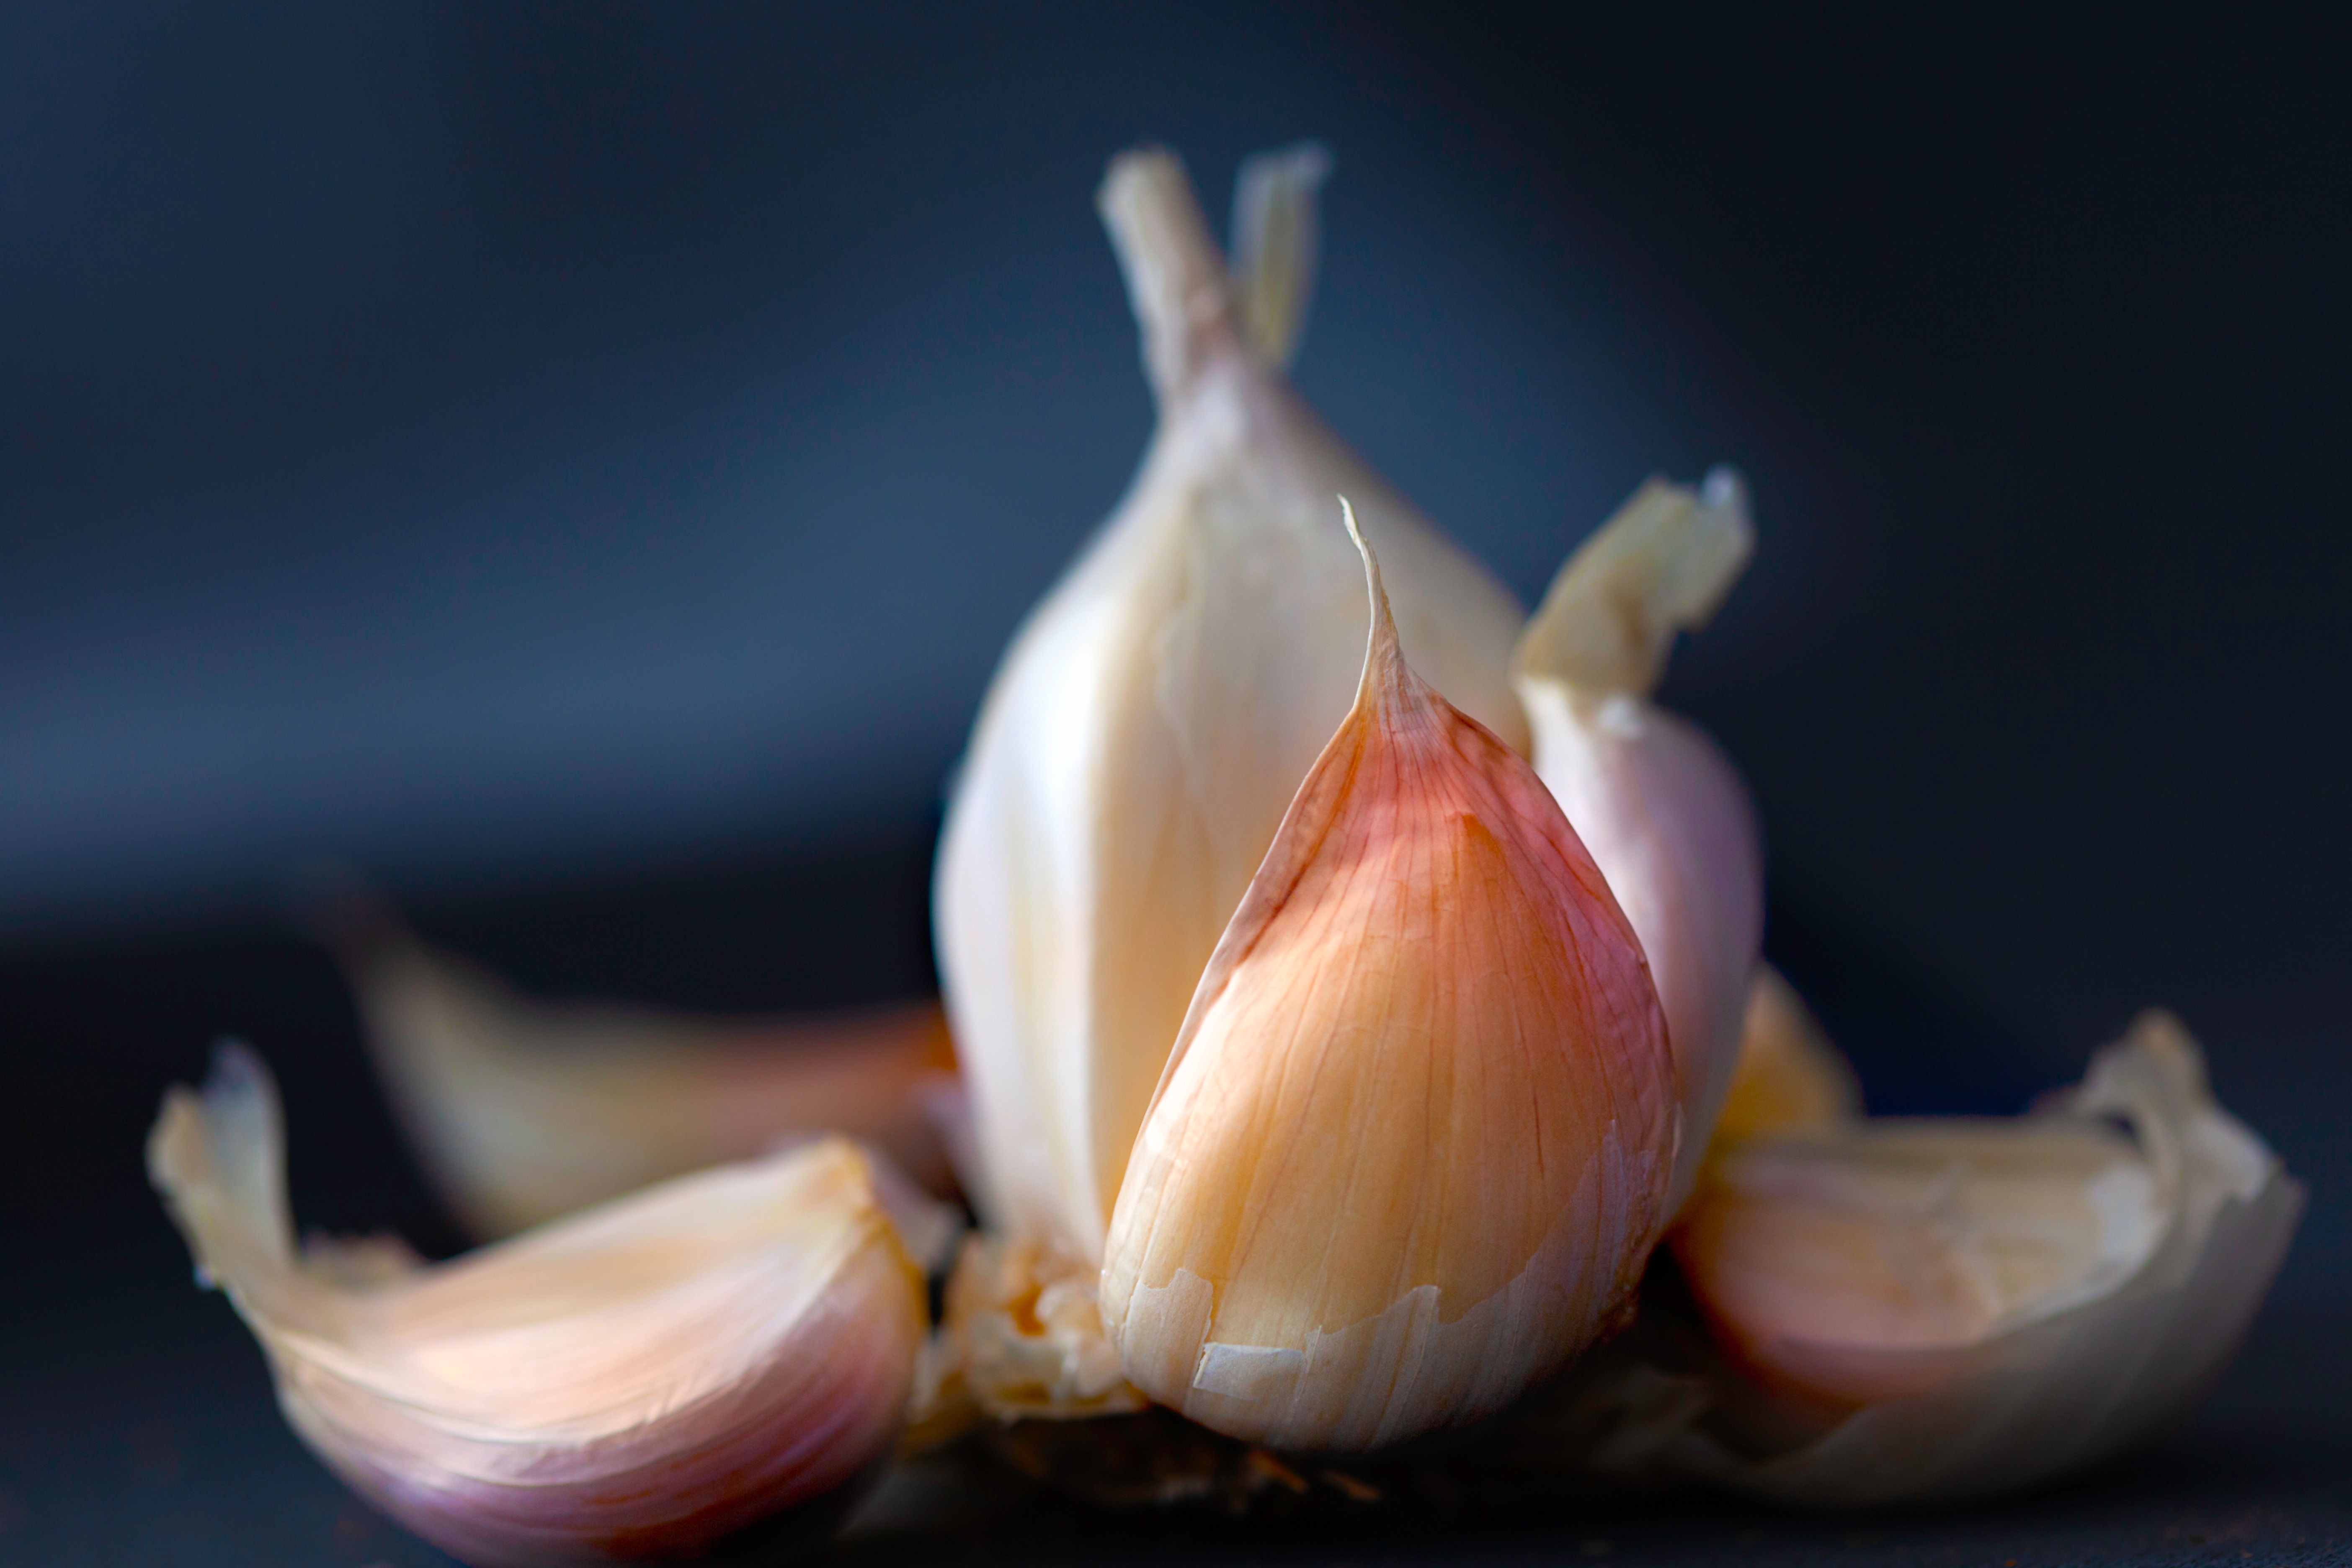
[150,1045,926,1567]
[1099,504,1679,1452]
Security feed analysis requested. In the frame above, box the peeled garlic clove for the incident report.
[1098,507,1678,1452]
[1664,1011,2303,1506]
[150,1045,926,1567]
[345,922,957,1238]
[1514,470,1765,1214]
[1705,964,1862,1153]
[935,145,1529,1266]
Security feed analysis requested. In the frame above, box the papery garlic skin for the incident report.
[1514,472,1764,1215]
[935,147,1530,1270]
[150,1046,925,1568]
[1661,1011,2303,1506]
[344,922,958,1238]
[1099,508,1676,1452]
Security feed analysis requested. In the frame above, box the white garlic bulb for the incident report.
[149,1045,929,1567]
[934,145,1529,1278]
[1099,509,1678,1451]
[342,920,959,1238]
[1514,471,1765,1213]
[1659,1010,2303,1506]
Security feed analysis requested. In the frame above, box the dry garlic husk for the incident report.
[150,1046,928,1568]
[934,146,1529,1275]
[1661,1010,2303,1506]
[346,923,958,1238]
[1514,470,1764,1215]
[1097,509,1677,1452]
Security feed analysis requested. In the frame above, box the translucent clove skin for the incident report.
[934,146,1530,1268]
[150,1046,926,1568]
[1664,1011,2303,1506]
[346,924,958,1238]
[1514,471,1765,1216]
[1099,509,1678,1452]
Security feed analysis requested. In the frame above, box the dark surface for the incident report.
[5,3,2350,1564]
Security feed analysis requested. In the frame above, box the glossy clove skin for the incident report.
[150,1045,928,1567]
[1099,508,1678,1451]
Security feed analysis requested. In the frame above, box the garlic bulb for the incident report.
[934,145,1529,1270]
[1514,471,1764,1214]
[150,1045,927,1567]
[343,922,958,1238]
[1660,1011,2303,1506]
[1098,507,1677,1451]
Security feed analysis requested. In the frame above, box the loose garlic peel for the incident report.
[1099,506,1677,1452]
[150,1046,926,1568]
[1658,1011,2303,1506]
[346,924,959,1239]
[934,146,1530,1278]
[1514,472,1764,1216]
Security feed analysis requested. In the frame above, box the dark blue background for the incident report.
[3,5,2348,1563]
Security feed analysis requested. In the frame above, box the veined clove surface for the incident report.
[343,922,959,1238]
[1514,471,1764,1214]
[934,146,1530,1304]
[149,1045,930,1567]
[1098,507,1679,1451]
[1653,1009,2303,1506]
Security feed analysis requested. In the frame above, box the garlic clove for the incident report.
[1514,470,1765,1215]
[342,921,958,1238]
[150,1045,928,1567]
[1705,964,1862,1153]
[1098,505,1679,1452]
[936,145,1529,1269]
[1661,1011,2303,1506]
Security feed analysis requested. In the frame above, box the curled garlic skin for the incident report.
[1654,1010,2304,1506]
[344,921,959,1238]
[1514,471,1765,1217]
[934,146,1530,1273]
[1099,507,1677,1452]
[150,1046,926,1568]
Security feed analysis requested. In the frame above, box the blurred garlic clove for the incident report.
[150,1045,927,1568]
[935,145,1529,1268]
[1664,1011,2303,1506]
[1514,470,1765,1215]
[1705,964,1862,1153]
[1098,506,1678,1452]
[343,922,958,1238]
